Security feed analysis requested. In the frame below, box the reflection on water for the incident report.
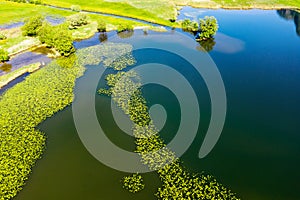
[117,30,134,39]
[0,52,51,76]
[196,38,216,52]
[0,63,12,73]
[277,9,300,36]
[45,16,65,26]
[99,32,108,43]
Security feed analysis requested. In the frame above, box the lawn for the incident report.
[43,0,176,26]
[0,1,75,24]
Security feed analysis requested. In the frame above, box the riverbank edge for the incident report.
[182,3,299,11]
[0,62,41,89]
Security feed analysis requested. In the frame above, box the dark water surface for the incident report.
[15,9,300,200]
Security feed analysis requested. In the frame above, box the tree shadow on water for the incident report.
[99,32,108,43]
[117,30,134,39]
[196,38,216,52]
[277,9,300,36]
[0,63,12,73]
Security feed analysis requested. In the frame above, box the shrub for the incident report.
[0,33,7,40]
[28,0,42,4]
[67,13,89,29]
[6,0,26,2]
[117,23,134,33]
[38,23,75,56]
[22,15,44,36]
[97,19,106,32]
[198,16,219,41]
[38,22,54,46]
[70,5,81,12]
[0,48,10,62]
[181,19,199,32]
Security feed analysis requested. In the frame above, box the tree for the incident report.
[198,16,218,41]
[38,22,54,46]
[97,19,107,32]
[70,5,81,12]
[22,15,44,36]
[0,49,9,62]
[67,13,89,29]
[0,33,7,40]
[117,23,133,33]
[38,23,75,56]
[181,19,199,32]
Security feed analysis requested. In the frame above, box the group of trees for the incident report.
[181,16,219,41]
[67,13,89,29]
[21,14,91,56]
[38,23,75,56]
[117,23,134,33]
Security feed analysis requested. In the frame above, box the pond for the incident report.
[15,8,300,200]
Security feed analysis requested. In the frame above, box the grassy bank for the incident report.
[0,1,74,24]
[43,0,176,26]
[42,0,300,27]
[0,62,41,89]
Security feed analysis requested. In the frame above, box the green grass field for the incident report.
[0,1,75,24]
[42,0,176,26]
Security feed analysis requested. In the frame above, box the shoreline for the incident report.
[0,62,41,89]
[185,4,299,11]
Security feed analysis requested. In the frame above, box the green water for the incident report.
[15,9,300,200]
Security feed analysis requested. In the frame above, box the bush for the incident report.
[38,22,54,46]
[22,15,44,36]
[0,33,7,40]
[0,48,10,62]
[28,0,42,4]
[67,13,89,29]
[181,19,199,32]
[6,0,26,3]
[70,5,81,12]
[38,23,75,56]
[6,0,42,3]
[198,16,219,41]
[97,19,106,32]
[117,23,134,33]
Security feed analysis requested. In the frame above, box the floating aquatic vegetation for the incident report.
[0,58,83,200]
[122,173,145,193]
[98,48,240,199]
[0,42,135,200]
[107,52,136,71]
